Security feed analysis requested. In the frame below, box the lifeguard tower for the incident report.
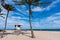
[14,24,22,33]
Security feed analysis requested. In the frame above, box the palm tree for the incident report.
[1,0,15,38]
[13,0,51,38]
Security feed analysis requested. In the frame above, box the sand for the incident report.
[0,30,60,40]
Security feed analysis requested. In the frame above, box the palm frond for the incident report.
[32,2,40,6]
[0,8,5,18]
[13,0,27,5]
[0,13,5,15]
[39,2,52,4]
[0,13,5,18]
[0,16,5,19]
[2,4,15,11]
[32,2,52,6]
[33,0,40,2]
[0,8,2,12]
[1,0,5,4]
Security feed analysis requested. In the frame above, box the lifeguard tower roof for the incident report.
[15,24,22,27]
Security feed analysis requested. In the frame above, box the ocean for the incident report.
[0,29,60,31]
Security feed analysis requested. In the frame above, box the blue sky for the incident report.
[0,0,60,29]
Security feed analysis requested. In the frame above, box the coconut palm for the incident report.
[1,0,15,37]
[13,0,51,38]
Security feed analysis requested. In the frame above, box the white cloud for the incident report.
[0,12,60,29]
[6,16,30,29]
[0,15,29,29]
[46,0,60,10]
[32,7,44,12]
[32,22,40,29]
[15,7,28,16]
[26,0,59,12]
[20,5,26,8]
[31,0,60,12]
[0,0,60,29]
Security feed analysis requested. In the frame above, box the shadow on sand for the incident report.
[0,31,32,38]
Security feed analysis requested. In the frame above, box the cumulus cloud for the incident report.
[32,7,44,12]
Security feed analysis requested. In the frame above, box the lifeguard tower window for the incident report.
[15,25,16,27]
[18,25,21,27]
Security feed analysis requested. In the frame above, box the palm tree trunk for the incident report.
[29,5,35,38]
[1,11,9,38]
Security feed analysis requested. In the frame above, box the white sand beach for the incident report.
[0,30,60,40]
